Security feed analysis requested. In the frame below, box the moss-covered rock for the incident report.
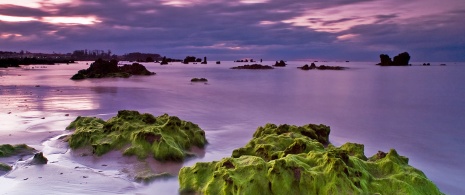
[0,162,12,172]
[0,144,36,157]
[134,171,173,183]
[179,123,443,195]
[66,110,207,161]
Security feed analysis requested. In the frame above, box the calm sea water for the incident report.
[1,61,464,194]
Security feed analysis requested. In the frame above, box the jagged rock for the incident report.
[231,64,274,70]
[65,110,207,161]
[216,61,221,64]
[274,60,286,67]
[70,59,155,80]
[377,52,410,66]
[179,123,443,195]
[201,57,207,64]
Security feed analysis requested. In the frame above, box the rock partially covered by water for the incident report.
[231,64,274,70]
[179,123,443,195]
[66,110,207,161]
[70,59,155,80]
[377,52,411,66]
[0,144,36,157]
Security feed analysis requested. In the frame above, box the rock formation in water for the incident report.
[65,110,207,161]
[70,59,155,80]
[183,56,197,64]
[377,52,411,66]
[201,57,207,64]
[274,60,287,67]
[191,78,208,82]
[29,152,48,165]
[231,64,274,70]
[178,123,443,195]
[298,63,345,70]
[160,56,169,65]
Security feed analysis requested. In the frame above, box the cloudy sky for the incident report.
[1,0,464,61]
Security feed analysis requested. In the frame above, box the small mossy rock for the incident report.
[0,144,36,157]
[179,123,443,195]
[66,110,207,161]
[0,162,12,172]
[134,171,172,183]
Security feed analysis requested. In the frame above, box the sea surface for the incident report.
[0,61,464,194]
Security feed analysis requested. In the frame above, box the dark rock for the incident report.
[201,57,207,64]
[160,56,168,65]
[216,61,221,64]
[70,59,155,80]
[30,152,48,165]
[231,64,274,70]
[274,60,286,67]
[377,52,410,66]
[183,56,197,64]
[191,78,208,82]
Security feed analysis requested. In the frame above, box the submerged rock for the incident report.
[179,123,443,195]
[70,59,155,80]
[66,110,207,161]
[0,144,36,157]
[231,64,274,70]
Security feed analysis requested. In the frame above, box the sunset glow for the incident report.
[0,0,463,60]
[41,16,101,25]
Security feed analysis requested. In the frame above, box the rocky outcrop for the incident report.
[298,63,345,70]
[377,52,411,66]
[183,56,202,64]
[201,57,207,64]
[191,78,208,82]
[231,64,274,70]
[274,60,286,67]
[65,110,207,162]
[70,59,155,80]
[179,123,443,195]
[160,56,169,65]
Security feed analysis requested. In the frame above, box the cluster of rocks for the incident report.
[298,63,345,70]
[234,59,262,63]
[377,52,411,66]
[183,56,207,64]
[231,64,274,70]
[70,59,155,80]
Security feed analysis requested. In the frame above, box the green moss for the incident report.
[134,171,172,183]
[0,162,12,171]
[179,123,443,195]
[66,110,207,161]
[0,144,36,157]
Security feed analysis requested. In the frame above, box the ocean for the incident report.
[0,61,464,194]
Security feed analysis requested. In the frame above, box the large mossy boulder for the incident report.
[66,110,207,161]
[179,124,443,195]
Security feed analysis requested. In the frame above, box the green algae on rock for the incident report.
[179,124,443,195]
[0,162,12,172]
[66,110,207,161]
[0,144,36,157]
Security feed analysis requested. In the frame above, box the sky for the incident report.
[1,0,464,61]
